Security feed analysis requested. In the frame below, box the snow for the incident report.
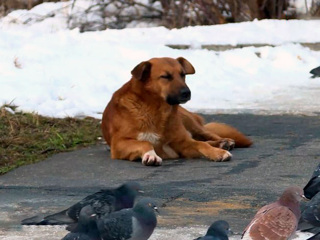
[1,2,320,118]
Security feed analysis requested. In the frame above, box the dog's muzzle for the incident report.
[166,87,191,105]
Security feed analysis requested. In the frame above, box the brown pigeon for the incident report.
[241,186,305,240]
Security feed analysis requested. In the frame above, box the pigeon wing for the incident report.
[301,193,320,227]
[243,206,297,240]
[242,203,276,236]
[97,209,133,240]
[66,190,116,220]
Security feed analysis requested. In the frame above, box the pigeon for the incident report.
[310,66,320,78]
[96,197,158,240]
[241,186,305,240]
[62,205,100,240]
[21,181,142,225]
[298,163,320,233]
[304,163,320,200]
[298,191,320,233]
[194,220,231,240]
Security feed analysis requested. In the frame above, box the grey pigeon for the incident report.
[21,182,142,225]
[304,163,320,199]
[62,205,100,240]
[298,191,320,233]
[310,66,320,78]
[96,197,158,240]
[194,220,231,240]
[241,186,305,240]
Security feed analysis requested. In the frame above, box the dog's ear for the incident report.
[176,57,195,75]
[131,61,152,81]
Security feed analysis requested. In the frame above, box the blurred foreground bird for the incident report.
[298,191,320,233]
[21,181,142,225]
[307,232,320,240]
[96,197,158,240]
[304,163,320,200]
[310,66,320,78]
[62,205,100,240]
[298,164,320,235]
[241,186,305,240]
[194,220,231,240]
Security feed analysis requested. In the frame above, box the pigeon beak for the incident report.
[154,206,160,214]
[302,194,310,201]
[227,228,234,235]
[90,213,97,217]
[138,190,144,194]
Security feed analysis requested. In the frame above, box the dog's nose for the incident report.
[180,87,191,101]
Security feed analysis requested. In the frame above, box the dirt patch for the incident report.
[159,196,254,226]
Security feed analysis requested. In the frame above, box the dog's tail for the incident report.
[204,122,252,148]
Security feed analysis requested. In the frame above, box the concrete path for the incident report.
[0,114,319,239]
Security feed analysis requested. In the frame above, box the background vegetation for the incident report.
[1,0,320,31]
[0,105,102,175]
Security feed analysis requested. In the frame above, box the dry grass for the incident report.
[0,105,102,175]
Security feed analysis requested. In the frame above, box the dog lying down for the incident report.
[101,57,252,166]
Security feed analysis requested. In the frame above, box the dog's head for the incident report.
[131,57,195,105]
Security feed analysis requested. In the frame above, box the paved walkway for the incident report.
[0,114,319,239]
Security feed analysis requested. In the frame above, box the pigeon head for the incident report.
[133,198,158,225]
[304,177,320,200]
[68,205,95,232]
[116,181,143,209]
[69,205,100,238]
[204,220,231,240]
[122,181,143,194]
[279,186,305,204]
[279,186,306,218]
[206,220,231,238]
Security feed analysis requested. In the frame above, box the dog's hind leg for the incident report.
[204,122,252,148]
[178,107,235,150]
[171,139,232,162]
[110,138,162,166]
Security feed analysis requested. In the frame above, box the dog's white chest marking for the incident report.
[137,132,160,145]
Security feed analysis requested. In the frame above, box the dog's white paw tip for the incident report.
[222,151,232,161]
[142,150,162,166]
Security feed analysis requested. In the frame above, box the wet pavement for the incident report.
[0,113,319,238]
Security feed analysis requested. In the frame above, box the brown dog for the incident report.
[101,57,252,166]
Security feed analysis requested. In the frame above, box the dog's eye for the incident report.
[160,74,172,80]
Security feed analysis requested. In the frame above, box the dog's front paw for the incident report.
[142,150,162,166]
[208,149,232,162]
[220,151,232,161]
[218,138,235,151]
